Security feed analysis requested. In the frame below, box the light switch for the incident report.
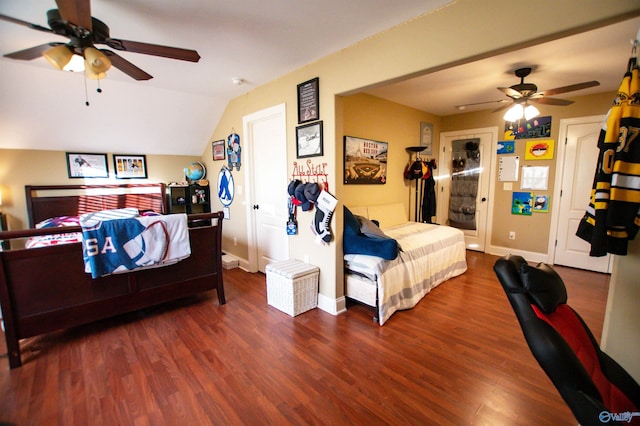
[503,182,513,191]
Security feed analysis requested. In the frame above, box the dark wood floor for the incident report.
[0,251,610,425]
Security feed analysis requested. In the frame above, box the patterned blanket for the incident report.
[81,210,190,278]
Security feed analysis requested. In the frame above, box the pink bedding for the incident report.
[25,216,82,248]
[25,211,161,249]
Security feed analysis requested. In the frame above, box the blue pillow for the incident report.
[343,206,398,260]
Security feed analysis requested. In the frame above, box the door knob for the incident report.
[481,197,487,202]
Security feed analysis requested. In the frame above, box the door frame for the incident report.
[243,103,287,273]
[548,115,612,271]
[437,127,498,252]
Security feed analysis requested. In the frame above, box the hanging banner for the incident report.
[217,166,235,207]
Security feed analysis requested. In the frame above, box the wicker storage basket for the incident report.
[265,260,319,316]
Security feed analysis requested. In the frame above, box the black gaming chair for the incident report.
[493,254,640,426]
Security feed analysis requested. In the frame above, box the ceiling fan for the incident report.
[0,0,200,81]
[493,67,600,121]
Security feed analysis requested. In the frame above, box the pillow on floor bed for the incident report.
[343,206,399,260]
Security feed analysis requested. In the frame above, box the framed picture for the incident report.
[113,154,148,179]
[296,121,323,158]
[533,194,549,213]
[297,77,319,123]
[344,135,388,185]
[212,139,226,161]
[420,122,433,155]
[511,191,533,215]
[66,152,109,178]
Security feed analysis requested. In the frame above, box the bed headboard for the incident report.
[25,184,167,227]
[346,202,409,229]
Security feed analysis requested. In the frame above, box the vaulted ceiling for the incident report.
[0,0,449,155]
[1,1,639,156]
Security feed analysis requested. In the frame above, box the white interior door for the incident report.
[554,117,612,273]
[243,104,289,273]
[437,128,497,252]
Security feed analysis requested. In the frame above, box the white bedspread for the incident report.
[344,222,467,325]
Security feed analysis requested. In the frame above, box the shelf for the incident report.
[168,184,210,221]
[406,146,427,153]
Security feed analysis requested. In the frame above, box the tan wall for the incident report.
[205,0,639,305]
[442,91,615,253]
[342,93,441,215]
[0,149,200,230]
[340,92,615,254]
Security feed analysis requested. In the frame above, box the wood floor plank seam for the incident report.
[0,251,610,425]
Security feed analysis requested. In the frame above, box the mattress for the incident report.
[344,221,467,325]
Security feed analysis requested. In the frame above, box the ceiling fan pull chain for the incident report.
[83,69,90,107]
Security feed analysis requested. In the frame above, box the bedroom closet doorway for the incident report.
[551,116,612,273]
[437,127,497,252]
[243,103,289,273]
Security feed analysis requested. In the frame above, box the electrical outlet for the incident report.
[509,231,516,240]
[233,237,238,246]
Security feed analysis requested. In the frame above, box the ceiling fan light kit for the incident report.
[43,44,74,70]
[503,102,540,122]
[84,46,111,73]
[524,104,540,120]
[64,53,85,72]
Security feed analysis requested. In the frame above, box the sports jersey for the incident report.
[576,66,640,255]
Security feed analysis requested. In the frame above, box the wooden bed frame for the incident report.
[0,184,225,368]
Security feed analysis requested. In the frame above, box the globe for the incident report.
[184,161,206,181]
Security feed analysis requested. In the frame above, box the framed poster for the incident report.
[66,152,109,178]
[297,77,319,123]
[113,154,148,179]
[344,135,387,184]
[212,139,226,160]
[420,122,433,155]
[504,116,552,140]
[533,194,549,212]
[525,139,555,160]
[296,121,323,158]
[497,141,515,154]
[512,191,533,215]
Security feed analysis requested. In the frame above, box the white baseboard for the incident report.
[485,244,549,264]
[317,294,347,316]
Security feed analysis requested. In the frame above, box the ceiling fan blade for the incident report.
[55,0,92,31]
[102,50,153,80]
[541,80,600,96]
[104,38,201,62]
[530,97,574,106]
[0,13,53,33]
[498,87,522,99]
[3,42,64,60]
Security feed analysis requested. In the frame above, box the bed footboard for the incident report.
[0,211,225,369]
